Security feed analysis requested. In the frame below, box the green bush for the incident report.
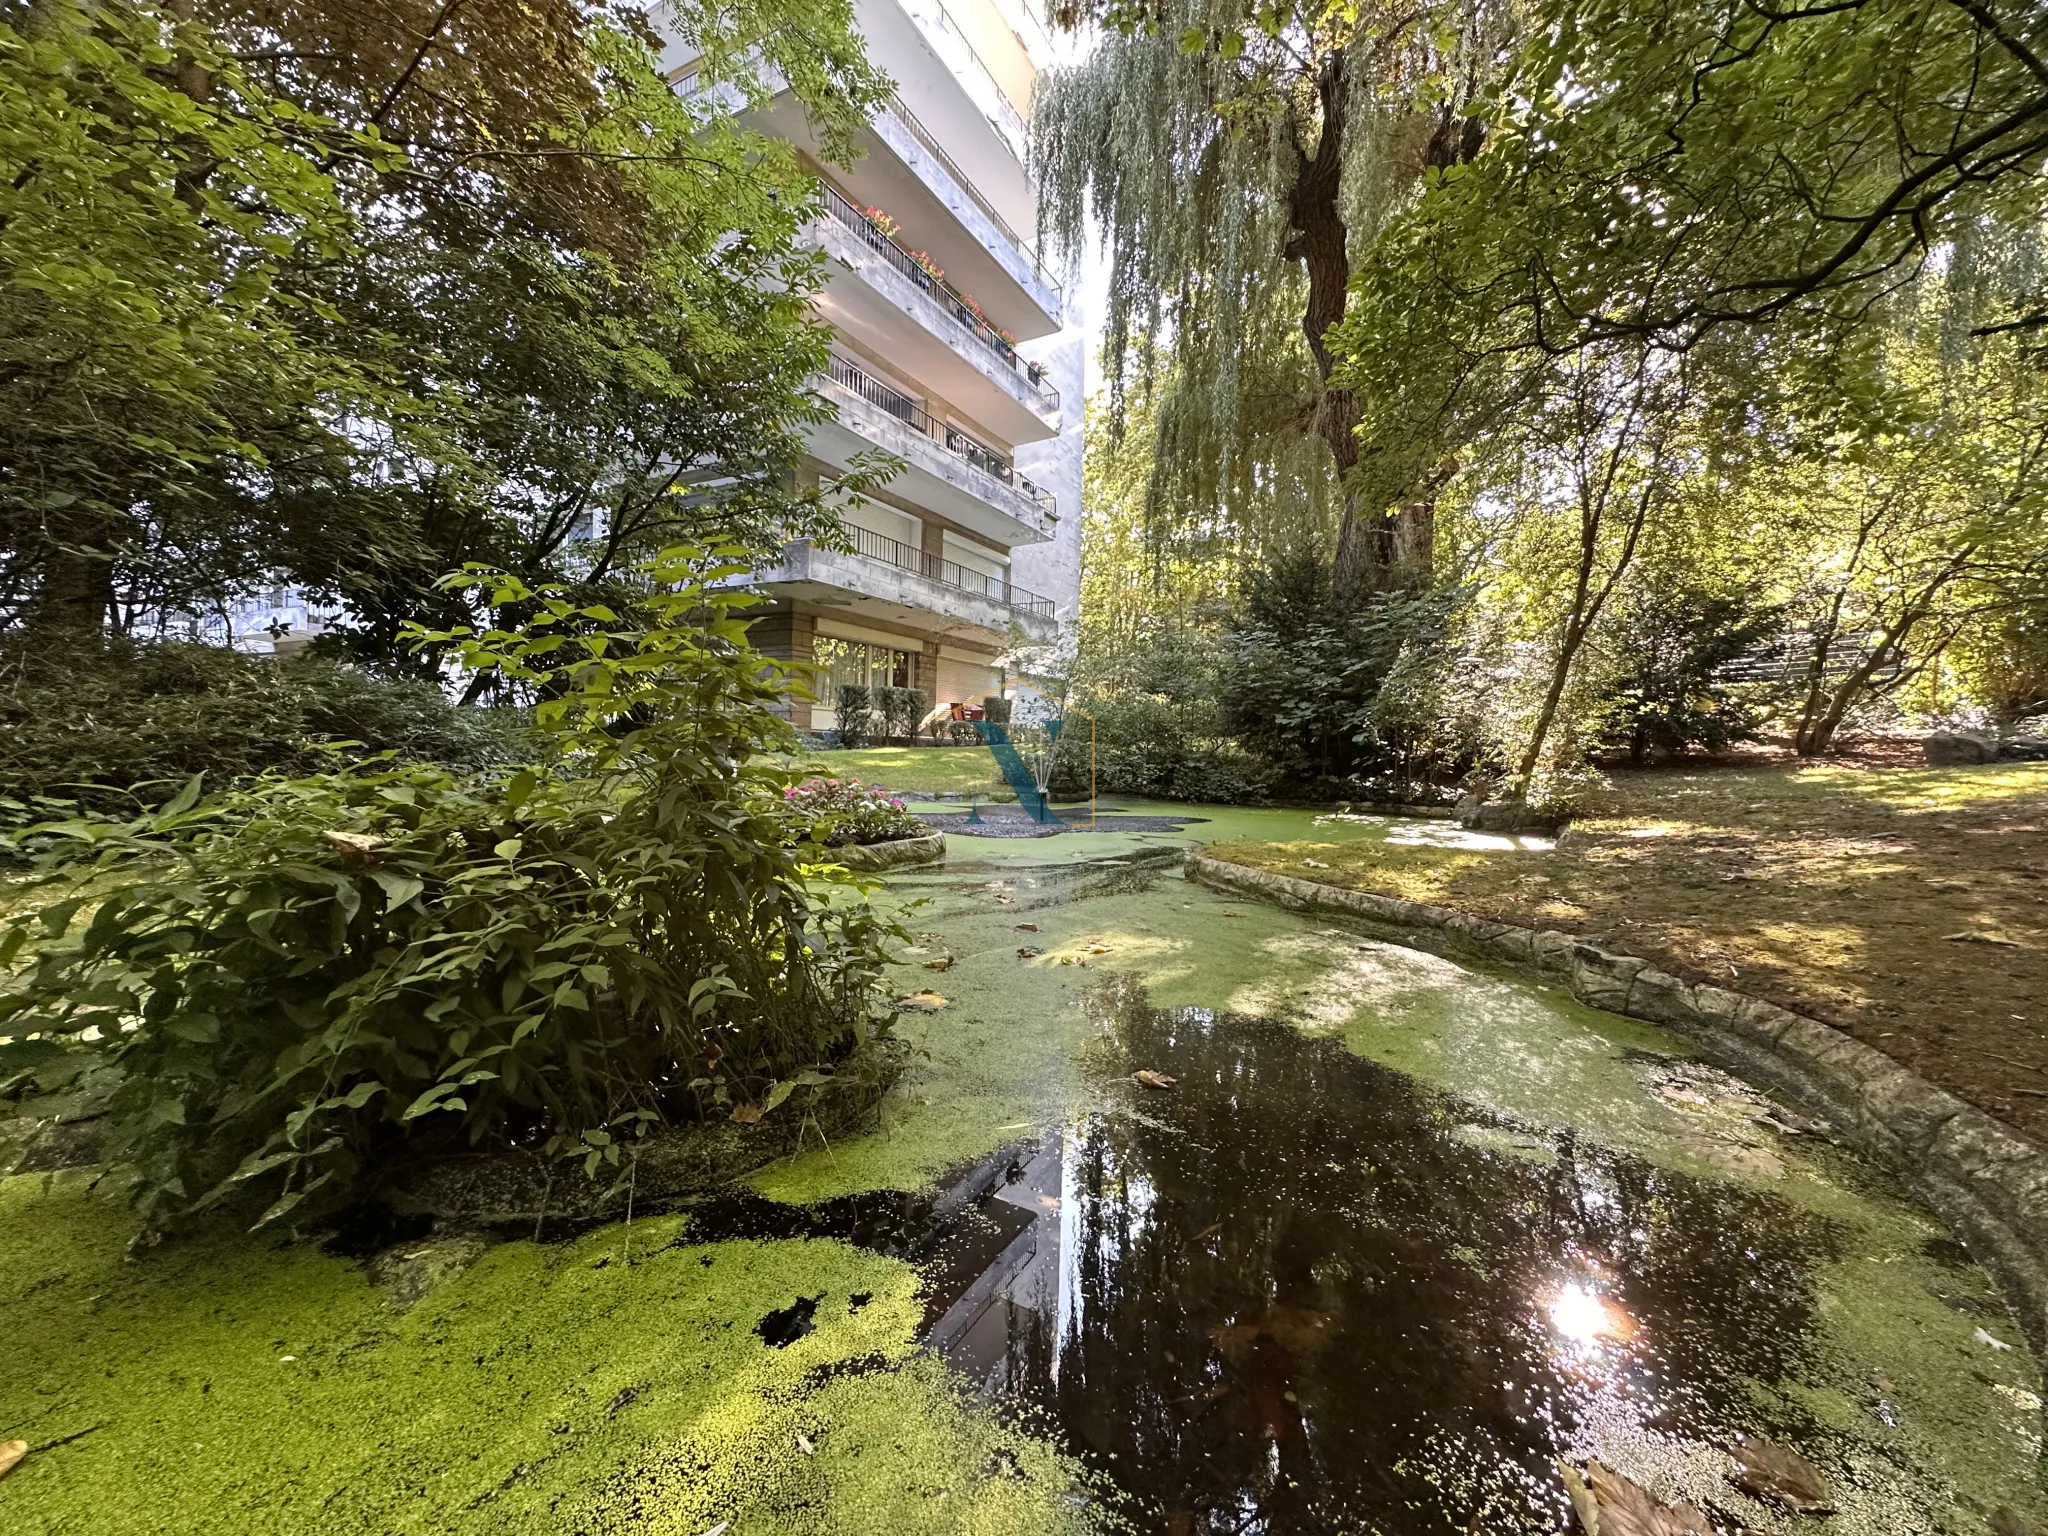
[834,683,876,747]
[1053,689,1276,803]
[1590,584,1785,764]
[876,685,926,744]
[0,641,525,825]
[0,549,900,1240]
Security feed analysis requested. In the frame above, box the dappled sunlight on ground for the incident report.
[1216,763,2048,1142]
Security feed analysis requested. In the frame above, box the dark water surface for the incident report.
[935,980,1851,1534]
[685,976,1870,1534]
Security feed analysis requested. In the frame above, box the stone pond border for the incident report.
[833,832,947,872]
[1185,851,2048,1362]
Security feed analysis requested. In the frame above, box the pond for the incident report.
[771,808,2046,1536]
[2,806,2040,1536]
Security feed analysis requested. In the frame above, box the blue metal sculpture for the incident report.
[971,719,1063,823]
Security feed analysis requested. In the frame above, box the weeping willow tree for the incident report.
[1033,0,1516,596]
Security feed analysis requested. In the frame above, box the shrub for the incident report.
[835,684,876,747]
[0,641,525,827]
[784,777,926,846]
[1590,584,1785,764]
[1221,551,1460,786]
[0,548,901,1240]
[876,685,926,744]
[1052,689,1276,803]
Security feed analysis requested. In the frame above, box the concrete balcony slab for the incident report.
[812,199,1058,446]
[754,538,1057,644]
[808,366,1058,548]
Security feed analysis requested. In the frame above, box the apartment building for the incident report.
[661,0,1084,732]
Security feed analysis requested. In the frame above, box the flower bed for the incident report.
[786,777,927,847]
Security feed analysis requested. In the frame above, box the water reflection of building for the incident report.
[919,994,1843,1535]
[925,1140,1065,1396]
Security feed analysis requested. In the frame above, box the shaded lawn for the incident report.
[1213,761,2048,1143]
[799,746,1002,796]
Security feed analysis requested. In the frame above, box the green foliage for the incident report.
[784,777,926,847]
[835,684,877,747]
[0,643,524,823]
[0,549,901,1239]
[875,686,927,745]
[1591,586,1784,764]
[1221,550,1464,789]
[0,0,392,635]
[1035,0,1511,587]
[1,0,893,656]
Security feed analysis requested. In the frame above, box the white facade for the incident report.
[662,0,1085,730]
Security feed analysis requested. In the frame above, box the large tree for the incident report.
[1335,0,2048,514]
[0,0,891,659]
[1034,0,1515,597]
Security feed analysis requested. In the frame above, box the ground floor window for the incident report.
[815,636,916,695]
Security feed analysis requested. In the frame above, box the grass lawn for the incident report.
[1213,759,2048,1143]
[795,745,1003,796]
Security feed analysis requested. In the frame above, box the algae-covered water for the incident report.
[2,806,2042,1535]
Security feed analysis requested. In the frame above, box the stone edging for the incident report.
[834,832,947,872]
[1185,851,2048,1360]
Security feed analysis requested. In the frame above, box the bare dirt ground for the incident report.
[1214,747,2048,1144]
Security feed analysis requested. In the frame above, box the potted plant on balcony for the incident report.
[785,777,945,871]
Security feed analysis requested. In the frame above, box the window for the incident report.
[815,636,917,694]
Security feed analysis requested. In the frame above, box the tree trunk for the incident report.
[23,530,119,645]
[1284,59,1375,597]
[1295,90,1484,601]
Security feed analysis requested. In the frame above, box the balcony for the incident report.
[755,532,1058,642]
[658,27,1061,337]
[806,355,1057,546]
[811,187,1058,445]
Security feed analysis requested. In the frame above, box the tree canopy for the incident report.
[0,0,891,660]
[1034,0,1516,594]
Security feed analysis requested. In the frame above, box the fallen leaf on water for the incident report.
[796,1432,815,1457]
[894,991,949,1013]
[1133,1070,1176,1089]
[0,1440,24,1480]
[729,1103,764,1124]
[993,894,1013,904]
[1561,1459,1714,1536]
[1868,1370,1894,1393]
[1015,922,1039,932]
[1977,1326,2015,1351]
[922,957,953,971]
[1302,858,1331,869]
[1017,947,1043,958]
[1942,931,2022,947]
[1729,1436,1833,1514]
[1085,944,1113,955]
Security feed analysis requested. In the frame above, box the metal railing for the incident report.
[819,356,1058,520]
[832,524,1056,621]
[817,186,1059,413]
[882,99,1063,300]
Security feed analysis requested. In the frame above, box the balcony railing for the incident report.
[820,356,1058,519]
[818,185,1059,413]
[882,99,1062,300]
[837,524,1057,622]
